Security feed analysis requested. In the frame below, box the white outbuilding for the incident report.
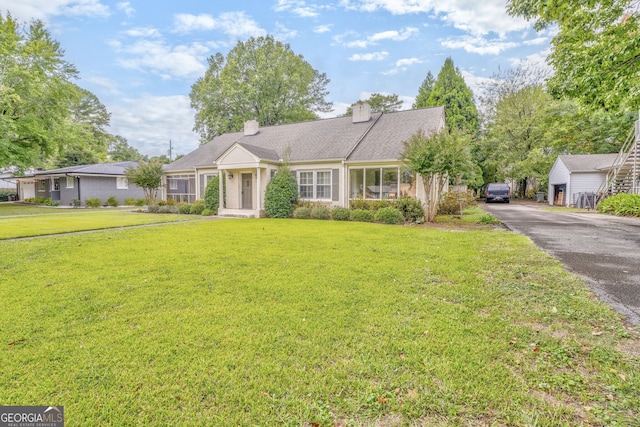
[547,154,618,206]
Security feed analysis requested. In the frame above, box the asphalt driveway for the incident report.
[482,201,640,325]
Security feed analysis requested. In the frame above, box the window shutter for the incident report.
[332,169,339,201]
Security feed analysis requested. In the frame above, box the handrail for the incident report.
[596,120,638,199]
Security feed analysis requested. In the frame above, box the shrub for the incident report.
[147,205,160,213]
[166,198,178,206]
[293,207,311,219]
[85,198,101,208]
[135,198,146,207]
[597,193,640,217]
[0,190,16,202]
[349,198,392,212]
[201,208,213,216]
[331,207,351,221]
[45,200,60,207]
[179,204,192,214]
[71,199,81,208]
[124,197,136,206]
[437,191,476,215]
[393,197,424,223]
[156,200,168,206]
[478,214,500,224]
[265,167,298,218]
[204,176,220,214]
[350,209,374,222]
[158,205,172,213]
[190,203,205,215]
[374,207,405,224]
[106,196,119,207]
[310,206,331,220]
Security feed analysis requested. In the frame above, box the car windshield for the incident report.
[489,184,509,191]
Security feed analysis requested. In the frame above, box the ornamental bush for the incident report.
[106,196,119,207]
[190,202,205,215]
[179,204,192,214]
[310,206,331,220]
[331,207,351,221]
[374,207,405,224]
[597,193,640,217]
[264,167,298,218]
[393,197,424,223]
[350,209,374,222]
[85,198,101,207]
[437,191,476,215]
[292,207,311,219]
[204,176,220,214]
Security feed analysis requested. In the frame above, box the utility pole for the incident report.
[168,140,173,162]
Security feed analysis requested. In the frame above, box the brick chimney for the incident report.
[244,119,259,136]
[352,102,371,123]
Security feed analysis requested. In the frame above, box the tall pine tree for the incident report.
[416,58,479,135]
[412,71,435,109]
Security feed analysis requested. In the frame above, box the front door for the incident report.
[242,173,252,209]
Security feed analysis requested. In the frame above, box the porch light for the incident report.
[227,173,233,179]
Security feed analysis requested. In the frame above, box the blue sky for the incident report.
[1,0,552,158]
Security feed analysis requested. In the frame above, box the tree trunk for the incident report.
[422,173,445,222]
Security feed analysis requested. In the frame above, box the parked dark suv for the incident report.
[485,183,511,203]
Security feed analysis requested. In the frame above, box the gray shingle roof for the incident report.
[559,154,619,172]
[164,107,445,172]
[33,161,138,176]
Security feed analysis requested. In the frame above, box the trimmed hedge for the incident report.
[293,207,311,219]
[331,207,351,221]
[310,207,331,220]
[350,209,374,222]
[374,207,405,224]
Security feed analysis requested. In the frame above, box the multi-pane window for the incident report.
[53,178,60,191]
[298,170,331,200]
[117,177,128,189]
[37,180,46,192]
[349,167,402,200]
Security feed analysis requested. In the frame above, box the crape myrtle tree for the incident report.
[402,128,477,222]
[507,0,640,112]
[190,36,333,143]
[125,160,164,205]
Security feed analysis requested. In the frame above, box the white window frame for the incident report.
[298,170,332,200]
[116,177,129,189]
[37,180,46,192]
[169,178,178,190]
[66,177,74,189]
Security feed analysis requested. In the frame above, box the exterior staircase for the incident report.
[597,116,640,200]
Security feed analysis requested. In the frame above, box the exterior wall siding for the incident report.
[548,159,571,205]
[77,176,145,206]
[568,172,607,205]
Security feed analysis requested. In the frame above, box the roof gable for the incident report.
[559,154,619,172]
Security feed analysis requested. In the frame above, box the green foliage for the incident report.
[106,196,119,207]
[437,191,476,215]
[85,198,101,208]
[393,197,424,223]
[344,93,402,116]
[350,209,374,222]
[124,160,163,205]
[190,36,332,141]
[310,206,331,220]
[124,197,136,206]
[71,198,81,208]
[0,190,16,202]
[413,71,436,109]
[349,198,392,211]
[147,205,160,213]
[201,208,213,216]
[135,198,146,207]
[203,176,220,214]
[179,204,192,214]
[264,167,298,218]
[424,58,479,134]
[108,136,146,162]
[331,207,351,221]
[597,194,640,217]
[292,207,311,219]
[478,214,500,224]
[45,199,59,207]
[374,207,405,224]
[189,202,205,215]
[507,0,640,111]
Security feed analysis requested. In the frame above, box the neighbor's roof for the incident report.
[558,154,620,172]
[164,106,445,172]
[32,161,138,176]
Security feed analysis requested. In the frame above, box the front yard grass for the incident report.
[1,219,638,425]
[0,209,198,239]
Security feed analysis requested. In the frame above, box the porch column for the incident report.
[256,167,262,212]
[219,171,224,212]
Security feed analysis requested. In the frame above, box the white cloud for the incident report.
[123,27,161,38]
[348,51,388,61]
[173,12,266,39]
[523,37,548,46]
[369,27,418,42]
[313,24,332,34]
[441,36,518,55]
[116,1,134,17]
[345,40,371,48]
[0,0,110,21]
[83,76,121,94]
[274,22,298,40]
[340,0,530,37]
[274,0,330,17]
[395,57,422,67]
[112,38,209,79]
[109,95,199,157]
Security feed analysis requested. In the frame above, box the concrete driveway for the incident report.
[482,201,640,325]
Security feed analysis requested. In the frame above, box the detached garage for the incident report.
[548,154,618,206]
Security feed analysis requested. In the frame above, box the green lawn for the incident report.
[1,219,638,425]
[0,204,200,239]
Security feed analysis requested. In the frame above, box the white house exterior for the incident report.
[163,105,446,217]
[548,154,618,206]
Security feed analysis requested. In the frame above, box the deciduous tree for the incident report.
[344,93,402,116]
[125,160,163,205]
[190,36,332,142]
